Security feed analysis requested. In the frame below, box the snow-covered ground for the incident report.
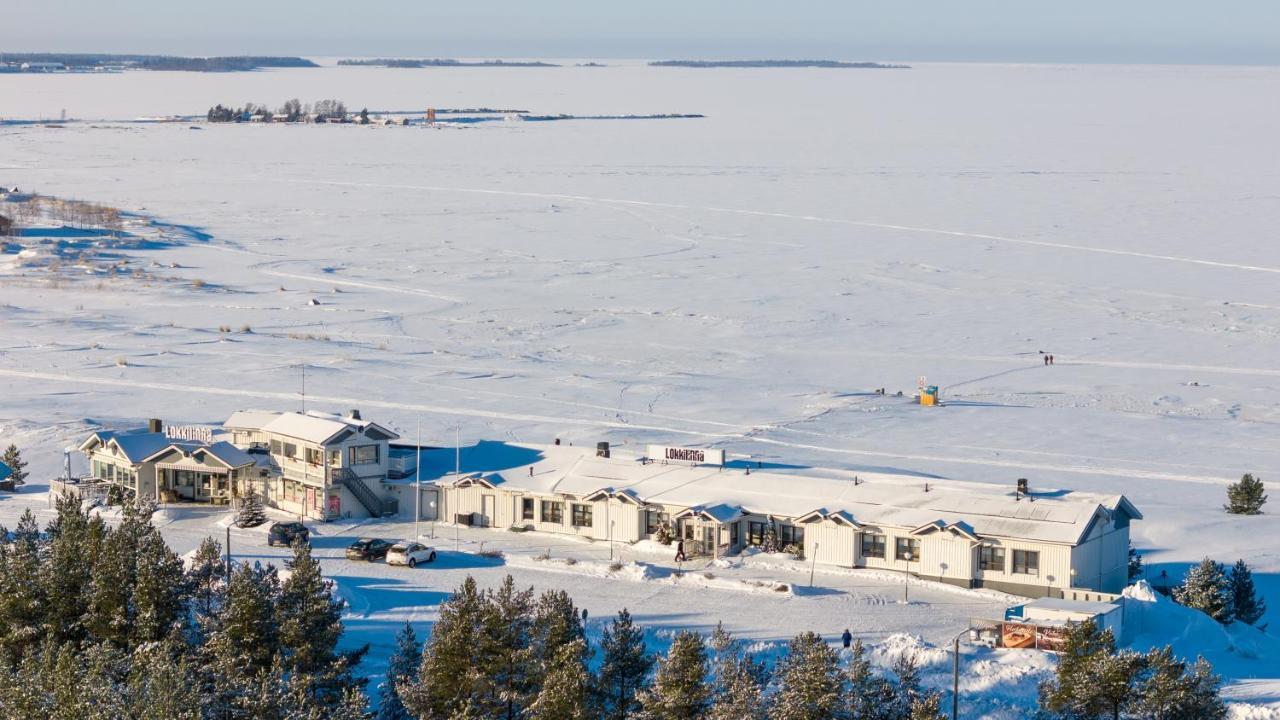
[3,60,1280,716]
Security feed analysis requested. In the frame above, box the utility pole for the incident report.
[300,363,306,412]
[414,417,421,540]
[810,542,820,587]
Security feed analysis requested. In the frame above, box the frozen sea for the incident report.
[3,59,1280,714]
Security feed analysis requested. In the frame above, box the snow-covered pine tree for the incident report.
[2,444,28,486]
[130,523,188,645]
[128,632,202,720]
[377,622,421,720]
[1225,473,1267,515]
[527,638,595,720]
[762,524,779,554]
[86,499,153,646]
[772,631,843,720]
[909,693,947,720]
[208,562,281,712]
[403,576,491,718]
[638,630,711,719]
[43,492,106,645]
[598,608,653,720]
[845,639,898,720]
[278,539,360,709]
[1174,557,1235,624]
[707,628,767,720]
[1039,619,1142,719]
[1129,646,1227,720]
[185,536,226,625]
[235,489,267,528]
[529,586,587,691]
[0,510,46,656]
[481,574,536,719]
[1229,559,1267,626]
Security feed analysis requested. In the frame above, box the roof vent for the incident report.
[348,409,361,421]
[147,418,163,433]
[596,441,610,458]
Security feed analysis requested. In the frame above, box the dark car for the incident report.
[267,521,310,547]
[345,537,394,561]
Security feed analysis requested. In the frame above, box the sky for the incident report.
[4,0,1280,65]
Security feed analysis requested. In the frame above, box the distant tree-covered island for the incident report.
[338,58,560,68]
[650,59,908,69]
[0,53,316,72]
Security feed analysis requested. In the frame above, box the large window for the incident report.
[306,447,323,465]
[979,545,1006,571]
[541,500,563,524]
[748,521,768,546]
[283,442,297,459]
[270,439,282,455]
[521,498,535,521]
[351,445,379,465]
[779,524,805,547]
[571,503,593,528]
[861,533,886,559]
[1012,550,1040,576]
[895,537,920,561]
[646,510,670,535]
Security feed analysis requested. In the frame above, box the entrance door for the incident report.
[481,494,495,527]
[701,526,716,556]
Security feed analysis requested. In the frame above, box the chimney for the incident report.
[148,418,163,434]
[1016,478,1029,496]
[596,441,610,458]
[348,409,362,421]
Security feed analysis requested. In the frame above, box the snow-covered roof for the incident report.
[82,430,174,464]
[223,409,400,445]
[420,441,1140,546]
[1023,597,1120,616]
[143,440,256,468]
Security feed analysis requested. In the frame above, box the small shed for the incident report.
[1008,596,1124,640]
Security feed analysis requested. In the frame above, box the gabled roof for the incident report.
[675,503,745,524]
[143,441,255,469]
[797,508,861,528]
[87,431,173,464]
[910,519,981,542]
[225,410,400,445]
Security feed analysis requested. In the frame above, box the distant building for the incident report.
[21,62,65,72]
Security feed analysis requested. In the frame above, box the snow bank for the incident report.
[503,553,793,595]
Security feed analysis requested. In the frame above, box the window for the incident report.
[306,447,323,465]
[351,445,379,465]
[646,510,670,535]
[521,498,535,521]
[895,537,921,561]
[1012,550,1040,576]
[748,521,768,546]
[328,450,342,466]
[541,500,563,524]
[979,545,1006,571]
[270,439,282,455]
[730,523,740,546]
[571,504,593,527]
[779,524,805,547]
[861,533,886,558]
[283,443,297,459]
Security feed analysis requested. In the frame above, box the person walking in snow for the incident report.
[842,629,853,648]
[1043,354,1049,366]
[674,539,686,563]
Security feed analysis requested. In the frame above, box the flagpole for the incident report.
[414,417,421,540]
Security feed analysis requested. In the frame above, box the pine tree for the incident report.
[762,524,779,554]
[131,524,188,645]
[1039,619,1142,720]
[910,694,947,720]
[236,488,267,528]
[1128,543,1144,581]
[482,574,536,719]
[1224,473,1267,515]
[2,444,28,486]
[128,632,202,720]
[773,631,843,720]
[377,622,422,720]
[529,587,587,691]
[186,536,227,626]
[0,510,46,656]
[639,630,711,719]
[1173,557,1235,624]
[527,638,595,720]
[708,632,767,720]
[404,576,491,718]
[209,562,280,713]
[278,539,364,710]
[1228,559,1267,626]
[1128,646,1228,720]
[845,639,899,720]
[599,608,653,720]
[42,491,106,644]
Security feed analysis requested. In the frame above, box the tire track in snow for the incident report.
[0,368,1239,485]
[304,180,1280,276]
[258,269,463,303]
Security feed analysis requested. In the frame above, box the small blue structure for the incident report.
[0,460,11,484]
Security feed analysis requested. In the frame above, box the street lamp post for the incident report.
[949,626,977,720]
[903,550,914,602]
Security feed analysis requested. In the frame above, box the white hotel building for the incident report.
[427,440,1140,598]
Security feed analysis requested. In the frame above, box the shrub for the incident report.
[1225,473,1267,515]
[608,560,623,572]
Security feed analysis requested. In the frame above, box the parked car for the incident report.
[386,541,437,568]
[267,521,310,547]
[345,537,394,561]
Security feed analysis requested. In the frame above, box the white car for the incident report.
[386,541,437,568]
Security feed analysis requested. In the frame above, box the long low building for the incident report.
[425,440,1141,598]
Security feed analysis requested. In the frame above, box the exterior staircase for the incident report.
[335,468,397,517]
